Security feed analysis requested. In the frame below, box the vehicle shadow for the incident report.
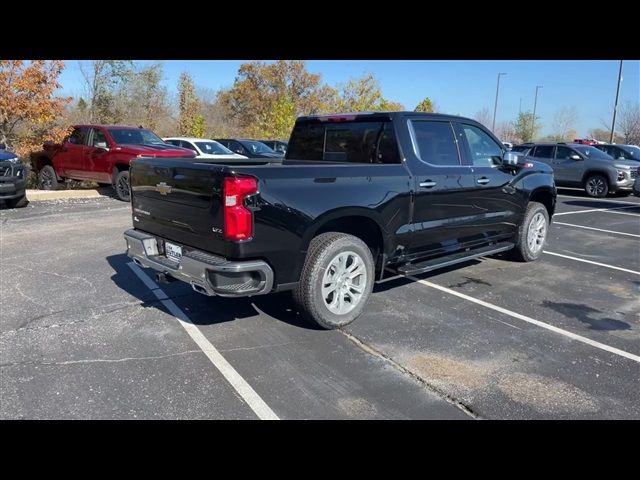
[106,253,323,330]
[541,300,631,331]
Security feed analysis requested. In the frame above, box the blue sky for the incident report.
[58,60,639,137]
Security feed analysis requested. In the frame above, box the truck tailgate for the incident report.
[130,158,230,254]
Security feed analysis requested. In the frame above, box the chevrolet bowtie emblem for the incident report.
[156,182,172,195]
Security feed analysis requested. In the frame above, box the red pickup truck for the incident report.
[31,125,195,201]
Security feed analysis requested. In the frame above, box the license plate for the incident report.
[165,242,182,262]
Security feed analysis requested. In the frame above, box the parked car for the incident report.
[214,139,284,159]
[257,140,288,155]
[125,111,556,329]
[163,137,249,161]
[573,138,598,145]
[594,144,640,163]
[525,142,638,197]
[30,125,195,201]
[511,144,533,155]
[0,143,27,208]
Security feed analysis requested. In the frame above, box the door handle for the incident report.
[476,177,490,185]
[419,180,437,188]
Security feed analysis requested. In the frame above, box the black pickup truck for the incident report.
[124,112,556,329]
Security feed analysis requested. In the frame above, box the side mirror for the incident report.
[95,141,108,150]
[570,154,582,161]
[502,151,519,166]
[618,156,626,160]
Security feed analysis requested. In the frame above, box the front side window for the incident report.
[532,145,554,158]
[410,120,460,166]
[460,124,503,167]
[164,139,180,146]
[180,141,198,152]
[67,127,88,145]
[555,146,575,159]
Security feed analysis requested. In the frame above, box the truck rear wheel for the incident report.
[38,165,61,190]
[114,170,131,202]
[294,232,374,329]
[510,201,549,262]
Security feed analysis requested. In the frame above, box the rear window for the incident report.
[286,121,400,164]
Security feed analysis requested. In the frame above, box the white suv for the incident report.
[163,137,248,161]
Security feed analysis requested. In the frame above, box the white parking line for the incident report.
[409,276,640,364]
[554,206,639,216]
[127,262,279,420]
[558,194,640,206]
[553,222,640,238]
[543,251,640,276]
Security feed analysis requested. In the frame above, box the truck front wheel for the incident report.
[114,170,130,202]
[38,165,61,190]
[294,232,375,329]
[510,201,549,262]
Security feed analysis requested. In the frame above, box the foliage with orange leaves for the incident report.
[0,60,72,158]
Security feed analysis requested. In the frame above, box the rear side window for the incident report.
[532,146,554,158]
[410,120,460,166]
[286,121,401,164]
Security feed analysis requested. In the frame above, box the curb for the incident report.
[26,189,107,202]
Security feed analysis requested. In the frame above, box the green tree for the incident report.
[178,72,199,136]
[80,60,133,123]
[259,94,296,139]
[125,63,168,131]
[414,97,434,113]
[514,110,541,143]
[334,73,404,112]
[191,114,206,138]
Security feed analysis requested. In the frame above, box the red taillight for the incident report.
[223,176,258,241]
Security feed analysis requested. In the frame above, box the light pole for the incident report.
[519,97,522,115]
[492,72,507,132]
[531,85,543,141]
[610,60,623,143]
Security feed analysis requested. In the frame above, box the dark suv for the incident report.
[0,143,27,208]
[257,140,288,155]
[594,144,640,163]
[214,139,284,159]
[526,143,638,197]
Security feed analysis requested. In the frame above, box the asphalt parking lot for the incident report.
[1,189,638,419]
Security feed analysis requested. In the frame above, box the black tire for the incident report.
[113,170,130,202]
[510,201,549,262]
[7,194,28,208]
[584,174,609,198]
[293,232,375,329]
[38,165,61,190]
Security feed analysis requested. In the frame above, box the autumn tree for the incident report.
[178,72,203,137]
[588,127,624,144]
[122,63,168,131]
[494,121,517,143]
[219,61,334,138]
[0,60,71,157]
[513,110,541,143]
[474,107,492,129]
[415,97,435,113]
[549,106,578,141]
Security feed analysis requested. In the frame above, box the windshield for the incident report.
[108,128,165,146]
[240,140,275,154]
[622,145,640,159]
[195,141,234,155]
[574,145,614,160]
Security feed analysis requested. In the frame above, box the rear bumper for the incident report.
[123,229,274,297]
